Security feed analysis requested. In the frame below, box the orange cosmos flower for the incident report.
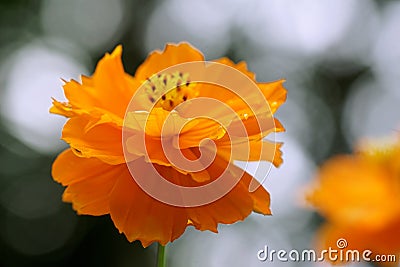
[51,43,286,247]
[307,137,400,264]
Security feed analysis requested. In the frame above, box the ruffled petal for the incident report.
[125,135,211,182]
[216,138,283,167]
[187,182,253,232]
[242,173,271,215]
[134,43,204,82]
[124,108,189,137]
[227,114,284,139]
[257,80,287,114]
[185,158,255,232]
[56,45,138,119]
[109,162,188,247]
[125,134,169,166]
[212,57,256,80]
[170,154,262,231]
[176,118,226,149]
[61,116,124,165]
[109,156,270,246]
[52,149,120,215]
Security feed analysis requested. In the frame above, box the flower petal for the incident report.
[239,171,272,215]
[109,157,269,245]
[227,114,285,139]
[178,155,260,232]
[125,134,169,166]
[216,138,283,167]
[176,118,226,149]
[57,45,138,119]
[187,183,253,232]
[213,57,256,80]
[125,135,211,182]
[62,116,125,164]
[134,43,204,82]
[52,149,120,215]
[186,166,255,232]
[257,80,287,113]
[109,162,189,247]
[125,108,188,137]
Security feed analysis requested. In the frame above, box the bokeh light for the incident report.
[41,0,125,52]
[0,40,88,153]
[343,75,400,146]
[145,0,234,58]
[237,0,363,56]
[372,1,400,98]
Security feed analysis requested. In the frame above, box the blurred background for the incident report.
[0,0,399,266]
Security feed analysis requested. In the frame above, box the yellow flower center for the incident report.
[144,71,197,111]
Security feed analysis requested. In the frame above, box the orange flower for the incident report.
[307,137,400,264]
[51,43,286,247]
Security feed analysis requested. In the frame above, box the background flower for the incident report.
[0,0,399,266]
[307,137,400,264]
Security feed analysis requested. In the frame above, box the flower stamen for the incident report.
[144,72,197,111]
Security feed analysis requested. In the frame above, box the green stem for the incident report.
[157,243,167,267]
